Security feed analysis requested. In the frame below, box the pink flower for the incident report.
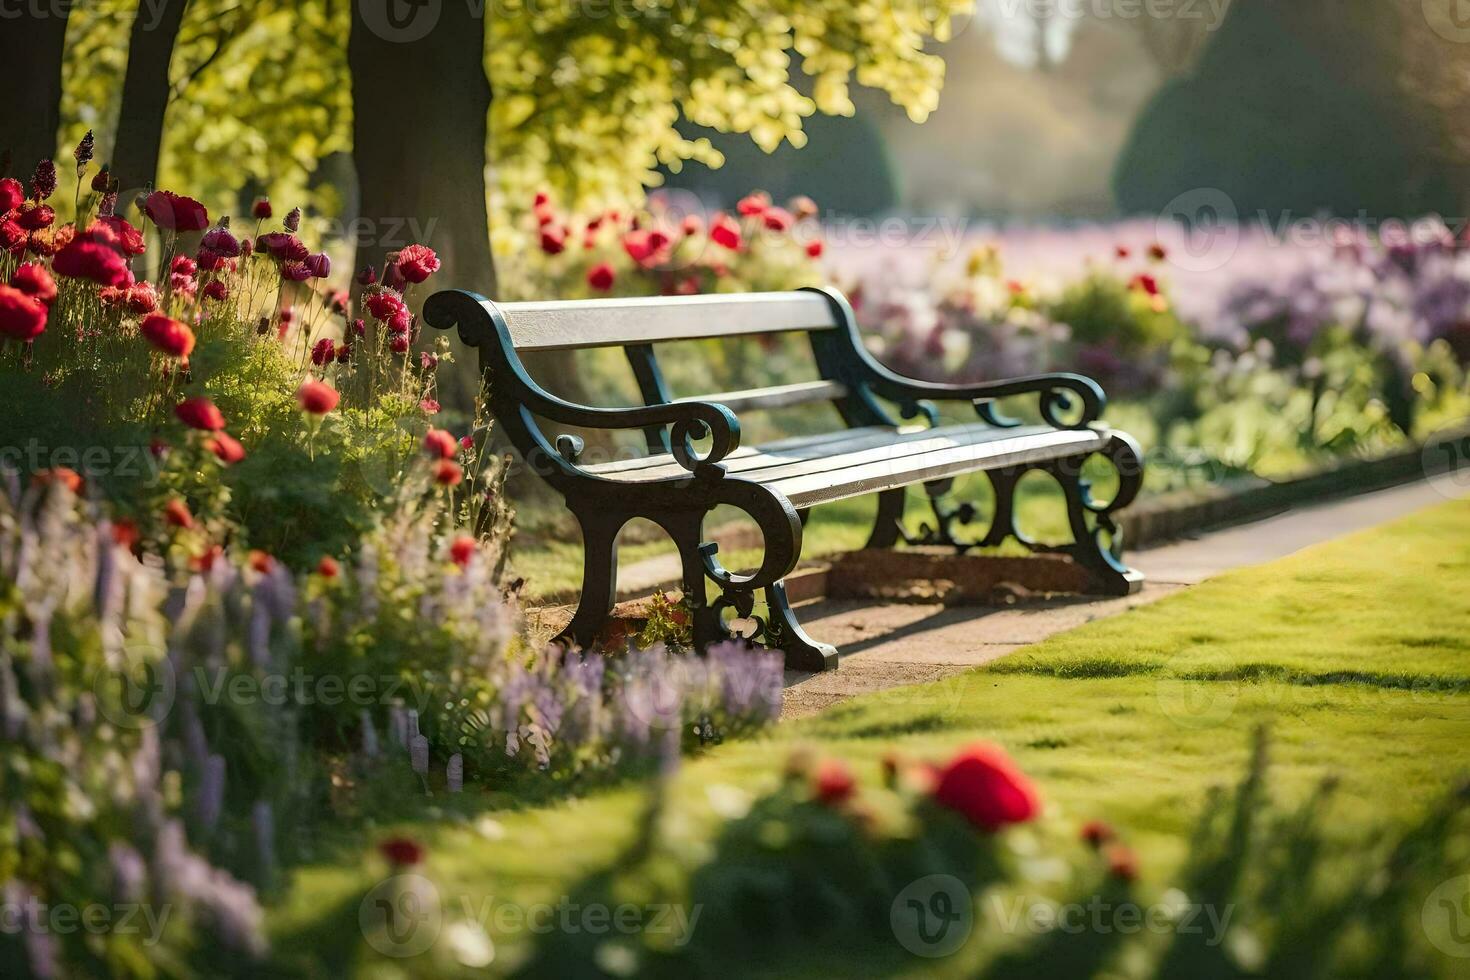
[761,207,793,232]
[141,190,209,232]
[387,309,412,334]
[419,398,441,414]
[790,195,818,219]
[296,379,340,414]
[53,239,131,287]
[587,262,615,292]
[171,255,197,278]
[206,432,246,465]
[0,285,48,342]
[10,263,56,304]
[141,314,196,358]
[423,429,458,459]
[396,244,440,283]
[87,216,146,255]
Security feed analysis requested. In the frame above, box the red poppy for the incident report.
[449,535,476,567]
[378,837,424,866]
[434,459,463,486]
[141,190,209,232]
[0,177,22,213]
[761,207,794,232]
[84,216,147,256]
[540,225,567,255]
[32,467,82,494]
[1105,843,1138,881]
[805,239,824,259]
[587,262,615,292]
[396,243,440,283]
[0,285,48,342]
[141,314,196,359]
[1080,819,1115,848]
[423,428,458,459]
[296,379,340,414]
[736,191,771,217]
[710,213,742,251]
[207,432,246,465]
[9,263,56,304]
[316,555,340,578]
[365,289,405,322]
[163,498,194,529]
[812,759,857,806]
[53,239,131,287]
[174,397,226,431]
[930,743,1040,832]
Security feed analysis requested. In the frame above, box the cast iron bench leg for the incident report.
[563,507,624,648]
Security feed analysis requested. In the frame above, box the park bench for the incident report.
[426,286,1144,671]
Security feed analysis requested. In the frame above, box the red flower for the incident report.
[202,226,241,257]
[449,535,476,567]
[387,309,412,334]
[203,279,229,302]
[10,263,56,304]
[251,197,272,219]
[587,262,615,292]
[0,285,48,342]
[206,432,246,465]
[15,202,55,231]
[761,207,794,232]
[423,428,458,459]
[112,518,140,551]
[141,314,196,359]
[163,498,194,529]
[280,261,310,282]
[258,232,307,261]
[310,337,336,366]
[1128,273,1160,297]
[32,467,82,494]
[31,160,57,200]
[125,282,159,314]
[316,555,340,578]
[736,191,771,216]
[305,252,331,279]
[170,272,197,298]
[434,459,463,486]
[390,335,410,354]
[1105,843,1139,881]
[296,379,340,414]
[356,266,378,287]
[175,397,226,431]
[812,759,857,806]
[248,550,275,573]
[53,239,131,287]
[0,218,25,252]
[378,837,424,866]
[1114,245,1131,260]
[86,216,146,256]
[805,239,824,259]
[190,545,224,573]
[623,229,671,267]
[141,190,209,232]
[396,244,440,283]
[196,248,232,272]
[930,743,1040,832]
[420,398,441,414]
[1080,819,1115,848]
[540,225,567,255]
[710,213,742,250]
[365,289,406,322]
[0,177,22,213]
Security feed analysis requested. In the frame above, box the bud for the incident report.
[73,129,95,175]
[284,206,301,232]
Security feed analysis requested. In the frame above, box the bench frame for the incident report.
[425,286,1144,672]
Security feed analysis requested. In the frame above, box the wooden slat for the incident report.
[678,379,849,415]
[771,429,1109,508]
[583,424,916,478]
[498,292,838,351]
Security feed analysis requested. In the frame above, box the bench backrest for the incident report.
[494,291,840,351]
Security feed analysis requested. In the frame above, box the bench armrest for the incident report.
[424,289,741,477]
[800,286,1106,431]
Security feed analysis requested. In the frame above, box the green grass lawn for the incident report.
[270,497,1470,977]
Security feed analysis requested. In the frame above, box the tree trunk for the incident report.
[0,9,71,175]
[111,0,191,191]
[348,1,495,298]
